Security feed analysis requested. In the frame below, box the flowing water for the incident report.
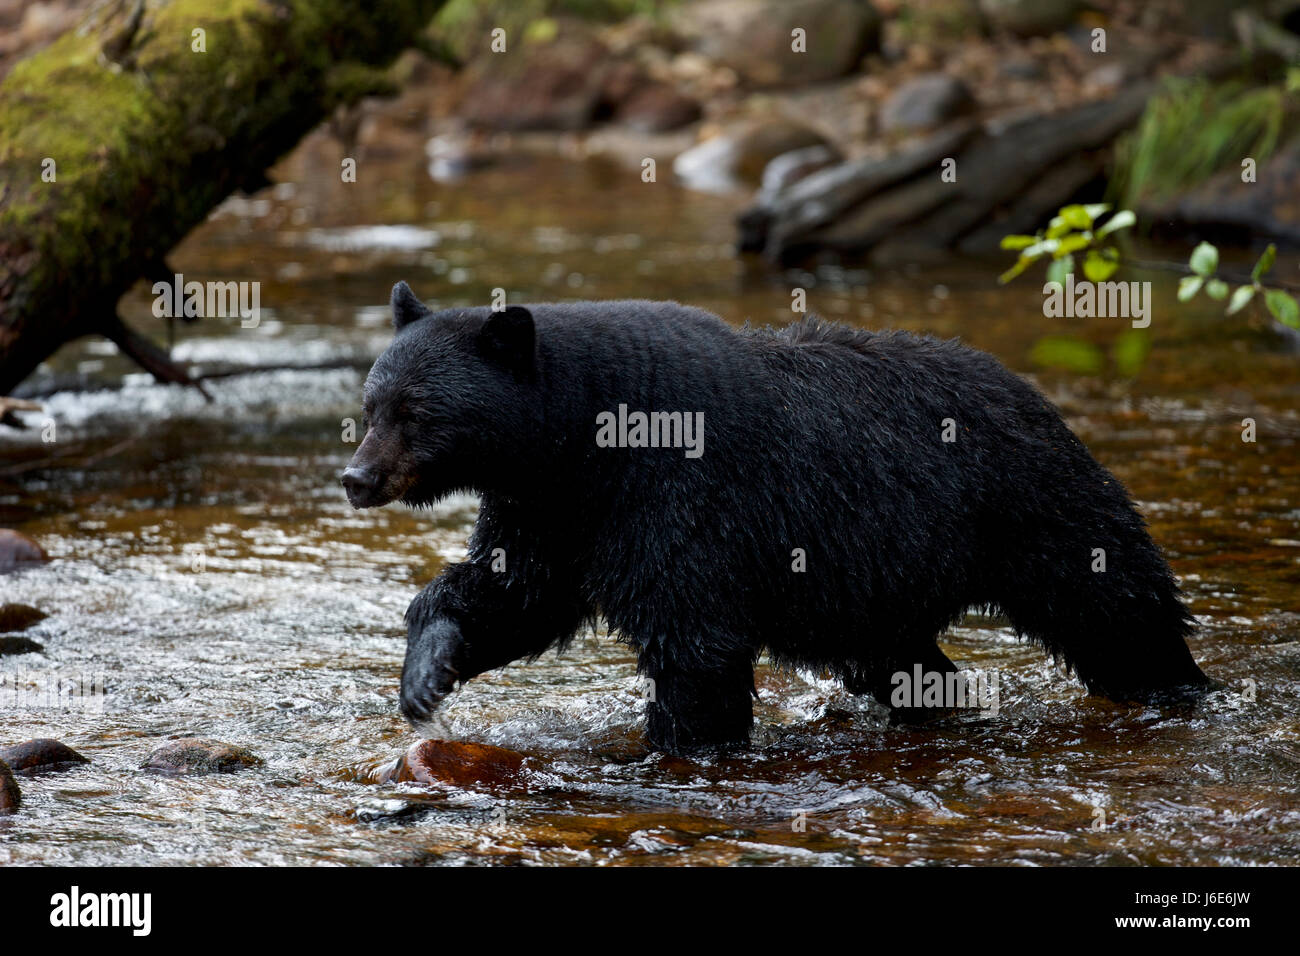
[1,140,1298,866]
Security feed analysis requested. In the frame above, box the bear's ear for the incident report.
[477,306,535,378]
[391,281,431,331]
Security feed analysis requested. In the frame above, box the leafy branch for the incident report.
[998,203,1135,286]
[999,204,1300,331]
[1175,242,1299,328]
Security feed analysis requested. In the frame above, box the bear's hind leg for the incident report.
[639,650,755,755]
[992,539,1215,705]
[999,587,1214,704]
[841,640,962,725]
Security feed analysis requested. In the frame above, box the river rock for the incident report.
[0,636,42,655]
[377,739,527,789]
[674,120,833,192]
[0,603,47,633]
[0,738,88,774]
[0,760,19,813]
[615,82,701,133]
[142,738,262,775]
[879,73,975,133]
[0,529,48,572]
[979,0,1078,36]
[458,30,614,131]
[674,0,880,88]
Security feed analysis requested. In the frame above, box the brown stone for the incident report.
[377,739,527,789]
[459,31,613,132]
[0,603,47,633]
[878,73,975,133]
[615,82,701,133]
[0,529,48,573]
[0,738,87,774]
[142,738,262,775]
[0,760,19,813]
[674,0,881,88]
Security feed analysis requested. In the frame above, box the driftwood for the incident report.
[737,120,977,258]
[0,0,448,397]
[741,88,1153,263]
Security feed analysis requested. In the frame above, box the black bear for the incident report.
[342,282,1213,754]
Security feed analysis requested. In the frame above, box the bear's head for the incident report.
[340,281,536,509]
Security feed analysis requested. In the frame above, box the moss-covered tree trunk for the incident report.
[0,0,446,395]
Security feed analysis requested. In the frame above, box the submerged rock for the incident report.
[0,738,88,774]
[0,603,47,633]
[142,738,262,775]
[377,739,527,790]
[0,636,43,656]
[0,760,19,813]
[0,529,48,573]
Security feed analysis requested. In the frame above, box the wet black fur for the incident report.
[360,289,1213,754]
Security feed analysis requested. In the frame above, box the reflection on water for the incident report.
[1,145,1298,865]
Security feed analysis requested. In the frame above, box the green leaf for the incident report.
[1045,218,1073,240]
[1264,288,1300,328]
[1056,234,1091,257]
[1082,203,1112,221]
[1177,276,1203,301]
[1189,241,1219,277]
[1251,243,1277,283]
[1029,336,1104,374]
[1095,209,1136,238]
[1112,328,1151,378]
[1046,255,1074,285]
[1060,205,1094,230]
[1226,285,1255,315]
[1205,278,1230,301]
[1000,234,1038,251]
[1083,249,1119,282]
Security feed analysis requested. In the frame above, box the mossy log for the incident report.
[0,0,447,396]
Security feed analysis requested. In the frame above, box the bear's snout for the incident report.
[340,464,383,508]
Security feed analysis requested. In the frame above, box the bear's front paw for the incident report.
[399,617,465,726]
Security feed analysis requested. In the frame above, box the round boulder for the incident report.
[377,739,527,790]
[879,73,975,133]
[0,603,47,633]
[0,530,48,573]
[142,738,262,775]
[0,739,88,774]
[675,0,881,88]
